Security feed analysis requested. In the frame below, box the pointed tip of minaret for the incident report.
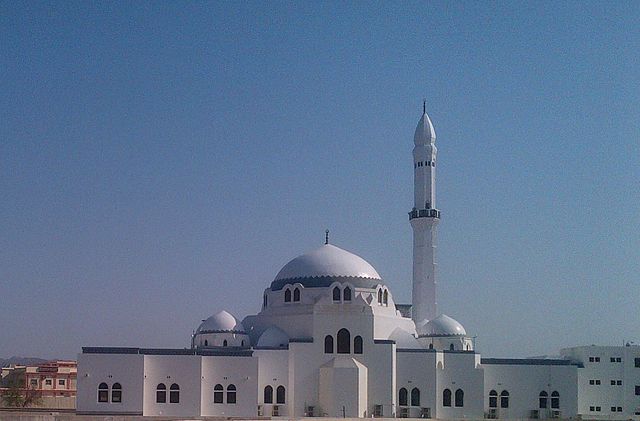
[414,105,436,145]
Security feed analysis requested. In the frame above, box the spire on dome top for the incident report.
[423,98,426,114]
[325,229,329,245]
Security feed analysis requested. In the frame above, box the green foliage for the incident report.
[0,371,42,408]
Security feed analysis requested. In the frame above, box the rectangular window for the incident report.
[635,358,640,368]
[635,385,640,395]
[618,407,622,412]
[98,390,109,403]
[616,357,622,362]
[590,406,595,412]
[589,357,594,362]
[45,379,52,386]
[595,357,600,362]
[596,407,601,412]
[617,380,622,386]
[611,380,616,385]
[590,380,594,385]
[611,357,616,362]
[30,379,38,387]
[612,407,617,412]
[58,379,65,386]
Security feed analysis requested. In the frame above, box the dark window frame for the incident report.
[169,383,180,404]
[111,383,122,403]
[98,382,109,403]
[443,389,452,407]
[156,383,166,404]
[276,385,286,404]
[337,328,351,354]
[227,384,236,404]
[214,384,224,404]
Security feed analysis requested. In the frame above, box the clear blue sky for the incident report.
[1,1,639,359]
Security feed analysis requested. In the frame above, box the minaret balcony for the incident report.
[409,208,441,220]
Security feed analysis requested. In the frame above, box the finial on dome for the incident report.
[423,98,426,114]
[325,229,329,245]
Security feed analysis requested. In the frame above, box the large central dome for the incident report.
[270,244,382,291]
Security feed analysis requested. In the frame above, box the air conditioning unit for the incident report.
[530,410,539,419]
[551,410,561,419]
[486,408,498,419]
[257,405,263,416]
[399,407,409,418]
[373,404,383,417]
[420,407,431,419]
[306,406,315,417]
[272,405,280,416]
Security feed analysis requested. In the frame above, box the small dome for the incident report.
[414,111,436,146]
[389,328,422,349]
[256,326,289,348]
[197,310,244,333]
[417,314,466,337]
[271,244,381,291]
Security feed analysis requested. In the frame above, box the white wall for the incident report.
[396,350,437,418]
[483,361,578,419]
[142,355,201,416]
[77,353,144,415]
[436,352,484,419]
[200,355,258,417]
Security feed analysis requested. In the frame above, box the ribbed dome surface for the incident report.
[274,244,381,281]
[417,314,466,337]
[197,310,244,333]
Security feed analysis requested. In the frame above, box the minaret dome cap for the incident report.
[414,111,436,146]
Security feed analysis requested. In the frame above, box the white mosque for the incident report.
[77,107,640,419]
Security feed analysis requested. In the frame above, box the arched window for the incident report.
[204,339,208,346]
[551,391,559,409]
[169,383,180,403]
[276,385,286,404]
[343,287,351,301]
[324,335,334,353]
[284,289,291,302]
[500,390,509,408]
[333,286,341,301]
[539,391,548,409]
[450,343,455,351]
[227,384,236,404]
[214,384,224,403]
[98,382,109,403]
[429,343,434,349]
[399,388,408,406]
[337,328,350,354]
[383,289,388,305]
[411,387,420,406]
[455,389,464,407]
[443,389,452,407]
[264,385,273,404]
[111,383,122,403]
[293,288,300,302]
[354,336,363,354]
[223,339,228,347]
[489,390,498,408]
[241,340,245,347]
[377,288,383,304]
[156,383,166,404]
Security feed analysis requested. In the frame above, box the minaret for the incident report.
[410,102,440,324]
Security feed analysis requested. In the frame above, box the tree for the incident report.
[0,371,42,408]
